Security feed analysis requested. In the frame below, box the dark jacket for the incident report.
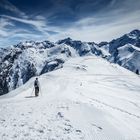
[34,80,39,88]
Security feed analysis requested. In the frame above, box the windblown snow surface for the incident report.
[0,56,140,140]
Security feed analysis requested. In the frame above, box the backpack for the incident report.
[34,80,39,87]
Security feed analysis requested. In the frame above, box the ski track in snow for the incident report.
[0,56,140,140]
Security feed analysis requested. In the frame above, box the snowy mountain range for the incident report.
[0,29,140,95]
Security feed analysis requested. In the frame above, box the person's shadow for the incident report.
[25,96,36,98]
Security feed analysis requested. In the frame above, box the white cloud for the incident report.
[0,18,15,37]
[0,0,140,47]
[1,15,50,37]
[47,10,140,43]
[0,0,27,17]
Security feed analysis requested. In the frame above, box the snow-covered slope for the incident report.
[0,56,140,140]
[99,29,140,73]
[0,41,74,95]
[117,44,140,71]
[0,40,103,95]
[0,29,140,96]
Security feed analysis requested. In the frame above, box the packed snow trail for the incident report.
[0,56,140,140]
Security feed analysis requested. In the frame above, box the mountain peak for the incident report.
[129,29,140,36]
[57,37,73,44]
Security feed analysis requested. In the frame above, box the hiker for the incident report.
[34,78,40,96]
[136,69,139,75]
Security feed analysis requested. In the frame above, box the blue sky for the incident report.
[0,0,140,47]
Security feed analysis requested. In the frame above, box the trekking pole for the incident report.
[31,87,34,96]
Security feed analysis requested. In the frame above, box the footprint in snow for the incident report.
[28,112,32,114]
[57,112,64,118]
[65,119,70,122]
[37,129,44,134]
[21,113,25,116]
[91,123,103,132]
[0,119,5,123]
[63,123,73,134]
[75,129,82,135]
[76,130,82,133]
[24,133,30,137]
[20,124,25,127]
[47,128,52,132]
[13,124,16,127]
